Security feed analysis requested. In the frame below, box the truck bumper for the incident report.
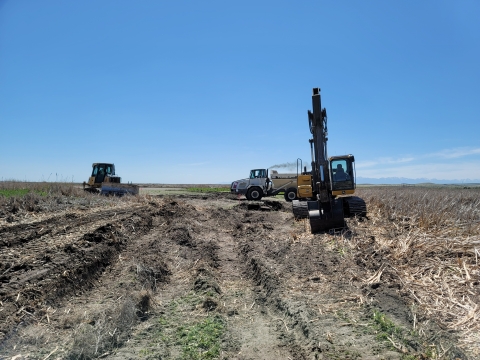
[236,188,248,195]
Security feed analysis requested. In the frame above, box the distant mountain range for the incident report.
[221,177,480,186]
[357,177,480,185]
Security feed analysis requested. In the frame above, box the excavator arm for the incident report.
[309,88,345,231]
[294,88,345,232]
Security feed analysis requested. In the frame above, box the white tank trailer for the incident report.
[230,168,298,201]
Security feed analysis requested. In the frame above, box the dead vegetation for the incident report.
[347,187,480,356]
[0,181,150,227]
[0,180,83,197]
[0,183,478,358]
[68,293,149,360]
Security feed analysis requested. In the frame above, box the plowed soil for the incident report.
[0,191,468,359]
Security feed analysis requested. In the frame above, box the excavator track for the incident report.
[292,200,309,219]
[342,196,367,217]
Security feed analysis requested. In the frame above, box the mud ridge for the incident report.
[0,206,145,248]
[0,207,154,344]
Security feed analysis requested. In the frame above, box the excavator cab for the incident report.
[329,155,356,195]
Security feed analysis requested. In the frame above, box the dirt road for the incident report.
[0,192,469,359]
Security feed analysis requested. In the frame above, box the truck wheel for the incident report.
[246,187,263,201]
[284,187,298,202]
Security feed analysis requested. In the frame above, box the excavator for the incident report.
[83,163,139,196]
[292,88,366,233]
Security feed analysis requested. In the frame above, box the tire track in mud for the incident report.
[0,204,154,344]
[231,208,404,359]
[231,208,469,359]
[104,199,299,359]
[119,198,390,359]
[205,206,297,359]
[96,199,229,359]
[231,211,321,359]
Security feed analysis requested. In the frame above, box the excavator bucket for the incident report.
[307,199,345,233]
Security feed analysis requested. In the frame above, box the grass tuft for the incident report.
[372,310,401,340]
[136,290,225,359]
[186,187,230,193]
[176,316,224,359]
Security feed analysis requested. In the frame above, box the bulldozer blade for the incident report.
[100,183,139,196]
[84,187,100,194]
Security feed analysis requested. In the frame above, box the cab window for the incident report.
[250,169,266,179]
[330,159,354,190]
[331,160,349,181]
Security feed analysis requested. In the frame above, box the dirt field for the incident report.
[0,186,478,359]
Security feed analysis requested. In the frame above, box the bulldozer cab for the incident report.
[249,169,268,179]
[92,163,115,184]
[329,155,355,194]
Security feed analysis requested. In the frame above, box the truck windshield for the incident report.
[250,169,266,179]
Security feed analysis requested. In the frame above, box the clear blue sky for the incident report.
[1,0,479,184]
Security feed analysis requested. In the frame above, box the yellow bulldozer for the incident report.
[83,163,139,196]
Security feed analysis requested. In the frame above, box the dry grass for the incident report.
[68,296,141,359]
[0,180,82,196]
[349,186,480,356]
[0,181,85,217]
[362,186,480,236]
[0,181,155,226]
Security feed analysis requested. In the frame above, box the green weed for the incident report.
[176,316,224,359]
[186,187,229,193]
[0,188,47,197]
[372,310,401,339]
[138,292,225,359]
[369,311,436,359]
[0,188,30,197]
